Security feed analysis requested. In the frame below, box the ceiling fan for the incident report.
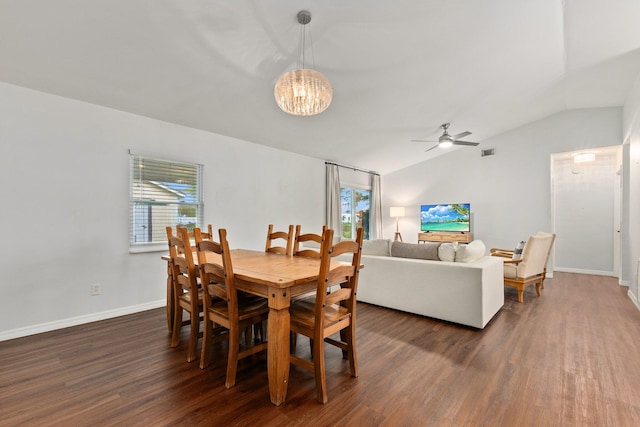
[412,123,479,152]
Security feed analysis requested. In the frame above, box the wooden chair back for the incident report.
[197,228,269,386]
[166,226,201,361]
[197,229,239,320]
[292,225,328,258]
[265,224,294,256]
[168,225,193,253]
[289,227,364,403]
[196,224,214,241]
[193,225,215,244]
[314,227,363,322]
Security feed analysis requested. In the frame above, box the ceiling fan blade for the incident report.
[452,140,479,146]
[452,131,471,140]
[424,144,440,152]
[411,139,437,143]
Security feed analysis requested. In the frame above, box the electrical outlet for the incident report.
[90,283,101,296]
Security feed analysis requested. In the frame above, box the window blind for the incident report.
[129,155,203,248]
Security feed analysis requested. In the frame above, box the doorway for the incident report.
[551,145,621,277]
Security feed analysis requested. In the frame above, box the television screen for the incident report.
[420,203,470,232]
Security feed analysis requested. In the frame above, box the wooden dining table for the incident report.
[163,248,349,406]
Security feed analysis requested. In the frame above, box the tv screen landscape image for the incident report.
[420,203,470,232]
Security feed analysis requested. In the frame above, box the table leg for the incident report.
[166,261,174,333]
[267,288,291,406]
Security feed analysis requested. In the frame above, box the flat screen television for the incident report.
[420,203,470,233]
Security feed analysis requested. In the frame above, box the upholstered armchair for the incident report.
[491,233,556,303]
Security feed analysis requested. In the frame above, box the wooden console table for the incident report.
[418,232,473,243]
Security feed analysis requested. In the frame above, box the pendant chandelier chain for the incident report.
[296,12,316,71]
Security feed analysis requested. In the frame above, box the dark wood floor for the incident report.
[2,272,640,426]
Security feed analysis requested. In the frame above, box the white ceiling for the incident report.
[2,0,640,174]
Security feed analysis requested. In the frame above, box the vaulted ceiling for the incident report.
[2,0,639,174]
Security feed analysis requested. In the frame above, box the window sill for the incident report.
[129,243,167,254]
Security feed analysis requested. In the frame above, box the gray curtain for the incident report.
[325,163,341,233]
[370,173,383,239]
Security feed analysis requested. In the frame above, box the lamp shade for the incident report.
[390,206,405,218]
[274,69,333,116]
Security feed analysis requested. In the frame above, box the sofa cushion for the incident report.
[438,242,458,262]
[362,239,391,256]
[391,241,441,260]
[455,240,486,263]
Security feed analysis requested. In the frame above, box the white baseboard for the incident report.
[554,267,615,277]
[628,290,640,312]
[0,300,165,342]
[620,279,630,287]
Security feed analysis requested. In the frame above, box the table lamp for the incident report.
[390,206,405,241]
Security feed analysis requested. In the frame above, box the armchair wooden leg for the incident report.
[535,282,542,297]
[517,288,524,303]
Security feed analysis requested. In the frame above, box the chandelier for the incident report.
[274,10,333,116]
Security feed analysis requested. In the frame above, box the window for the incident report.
[129,155,203,251]
[340,186,370,240]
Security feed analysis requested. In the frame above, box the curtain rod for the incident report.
[325,161,379,176]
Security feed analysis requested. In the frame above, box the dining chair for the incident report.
[174,224,213,251]
[289,227,364,403]
[167,226,203,362]
[265,224,294,256]
[197,224,214,241]
[198,228,269,388]
[291,224,330,319]
[292,225,327,258]
[193,226,216,245]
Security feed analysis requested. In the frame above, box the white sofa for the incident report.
[340,240,505,329]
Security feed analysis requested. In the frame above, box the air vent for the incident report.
[481,148,495,157]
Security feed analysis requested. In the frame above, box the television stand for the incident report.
[418,232,473,243]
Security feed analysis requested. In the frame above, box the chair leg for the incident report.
[312,336,328,404]
[200,315,213,369]
[517,287,524,303]
[187,310,199,362]
[535,282,542,297]
[226,328,240,389]
[166,273,174,333]
[346,324,358,378]
[340,329,348,359]
[253,321,266,342]
[171,306,183,347]
[243,326,252,348]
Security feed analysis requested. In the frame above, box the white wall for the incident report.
[623,74,640,305]
[0,82,325,340]
[383,107,623,271]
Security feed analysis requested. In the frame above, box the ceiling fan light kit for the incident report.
[274,10,333,116]
[439,140,453,149]
[411,123,479,152]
